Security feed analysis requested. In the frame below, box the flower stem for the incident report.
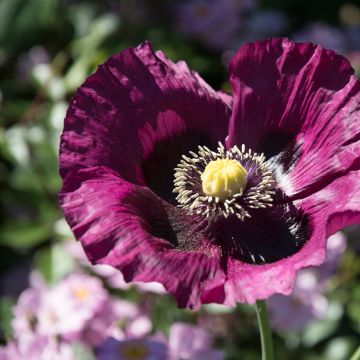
[350,346,360,360]
[255,300,274,360]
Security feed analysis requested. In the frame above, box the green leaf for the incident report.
[0,222,52,249]
[34,242,76,284]
[0,296,16,340]
[71,343,96,360]
[302,302,343,347]
[324,337,358,360]
[0,0,59,52]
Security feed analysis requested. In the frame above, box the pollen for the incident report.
[73,287,90,301]
[121,343,149,359]
[173,142,276,221]
[201,159,247,200]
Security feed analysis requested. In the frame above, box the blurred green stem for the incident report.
[350,346,360,360]
[255,300,274,360]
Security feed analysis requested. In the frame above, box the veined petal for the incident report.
[227,38,360,199]
[221,171,360,305]
[60,41,231,191]
[60,166,226,309]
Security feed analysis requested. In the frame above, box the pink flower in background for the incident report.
[97,322,225,359]
[12,272,46,338]
[12,288,42,338]
[97,337,168,360]
[317,231,347,282]
[169,322,225,360]
[108,300,152,340]
[0,334,75,360]
[79,298,124,346]
[268,270,328,331]
[65,240,167,294]
[37,273,108,338]
[60,38,360,309]
[268,232,347,331]
[11,271,124,347]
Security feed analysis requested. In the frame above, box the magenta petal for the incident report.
[227,38,360,198]
[300,171,360,237]
[60,41,231,188]
[222,171,360,305]
[60,166,226,309]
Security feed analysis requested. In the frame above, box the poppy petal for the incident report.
[221,171,360,305]
[227,38,360,199]
[60,41,231,192]
[60,166,226,309]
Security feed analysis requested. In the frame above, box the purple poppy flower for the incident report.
[60,38,360,309]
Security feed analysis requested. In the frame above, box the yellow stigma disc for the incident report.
[201,159,247,200]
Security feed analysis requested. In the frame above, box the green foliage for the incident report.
[34,242,77,284]
[0,297,15,341]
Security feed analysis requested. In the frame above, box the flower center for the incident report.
[73,287,90,301]
[201,159,247,200]
[173,142,275,221]
[121,342,150,359]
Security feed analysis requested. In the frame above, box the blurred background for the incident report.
[0,0,360,359]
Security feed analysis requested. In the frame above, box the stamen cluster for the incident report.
[173,143,276,221]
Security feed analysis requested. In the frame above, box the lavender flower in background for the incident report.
[37,273,109,339]
[175,0,255,51]
[12,272,46,338]
[268,232,346,332]
[294,21,360,63]
[340,3,360,52]
[317,231,347,283]
[169,322,225,360]
[65,240,167,294]
[268,270,329,331]
[79,298,124,346]
[97,322,225,360]
[10,271,125,348]
[221,9,289,64]
[97,337,168,360]
[0,334,75,360]
[11,288,41,338]
[345,27,360,52]
[292,22,348,53]
[2,245,224,359]
[238,10,289,43]
[107,300,152,340]
[16,46,50,82]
